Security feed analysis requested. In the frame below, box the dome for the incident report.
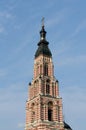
[35,40,52,58]
[64,122,72,130]
[35,25,52,58]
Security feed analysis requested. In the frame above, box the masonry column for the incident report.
[53,104,58,121]
[59,99,63,123]
[45,104,48,121]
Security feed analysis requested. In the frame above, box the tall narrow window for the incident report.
[31,103,35,122]
[52,83,54,97]
[57,106,60,122]
[48,102,53,121]
[46,84,50,94]
[46,79,50,94]
[44,64,48,76]
[48,109,52,121]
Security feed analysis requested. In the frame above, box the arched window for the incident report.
[34,80,39,96]
[46,79,50,94]
[34,81,36,87]
[48,102,53,121]
[52,83,54,97]
[48,109,52,121]
[46,84,50,94]
[57,106,60,122]
[44,64,48,76]
[31,103,35,122]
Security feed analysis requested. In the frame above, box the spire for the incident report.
[35,19,52,58]
[41,17,44,27]
[40,17,46,40]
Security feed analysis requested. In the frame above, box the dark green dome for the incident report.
[35,25,52,58]
[35,40,52,58]
[64,122,72,130]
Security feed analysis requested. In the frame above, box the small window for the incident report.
[31,103,35,122]
[52,83,54,97]
[40,65,42,74]
[48,109,52,121]
[32,111,35,115]
[44,64,48,76]
[48,102,53,121]
[46,84,50,94]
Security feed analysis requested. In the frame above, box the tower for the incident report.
[25,23,72,130]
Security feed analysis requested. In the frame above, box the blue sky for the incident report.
[0,0,86,130]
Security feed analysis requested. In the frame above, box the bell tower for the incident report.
[25,23,66,130]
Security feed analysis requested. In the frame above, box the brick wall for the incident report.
[25,54,64,130]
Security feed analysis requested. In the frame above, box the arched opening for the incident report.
[57,106,60,122]
[44,64,48,76]
[48,102,53,121]
[52,83,54,97]
[46,84,50,94]
[48,109,52,121]
[34,81,36,87]
[46,79,50,94]
[31,103,35,122]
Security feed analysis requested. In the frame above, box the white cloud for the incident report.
[71,19,86,37]
[14,24,23,30]
[0,81,26,130]
[0,69,7,77]
[18,123,25,128]
[61,85,86,130]
[54,39,71,55]
[0,11,14,19]
[0,82,27,104]
[46,8,67,28]
[0,10,15,32]
[0,26,5,33]
[58,54,86,66]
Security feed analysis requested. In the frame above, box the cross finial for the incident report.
[41,17,45,27]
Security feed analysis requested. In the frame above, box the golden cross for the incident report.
[41,17,45,26]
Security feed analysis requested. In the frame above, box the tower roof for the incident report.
[35,24,52,58]
[64,122,72,130]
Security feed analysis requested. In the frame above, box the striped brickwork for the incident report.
[25,54,64,130]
